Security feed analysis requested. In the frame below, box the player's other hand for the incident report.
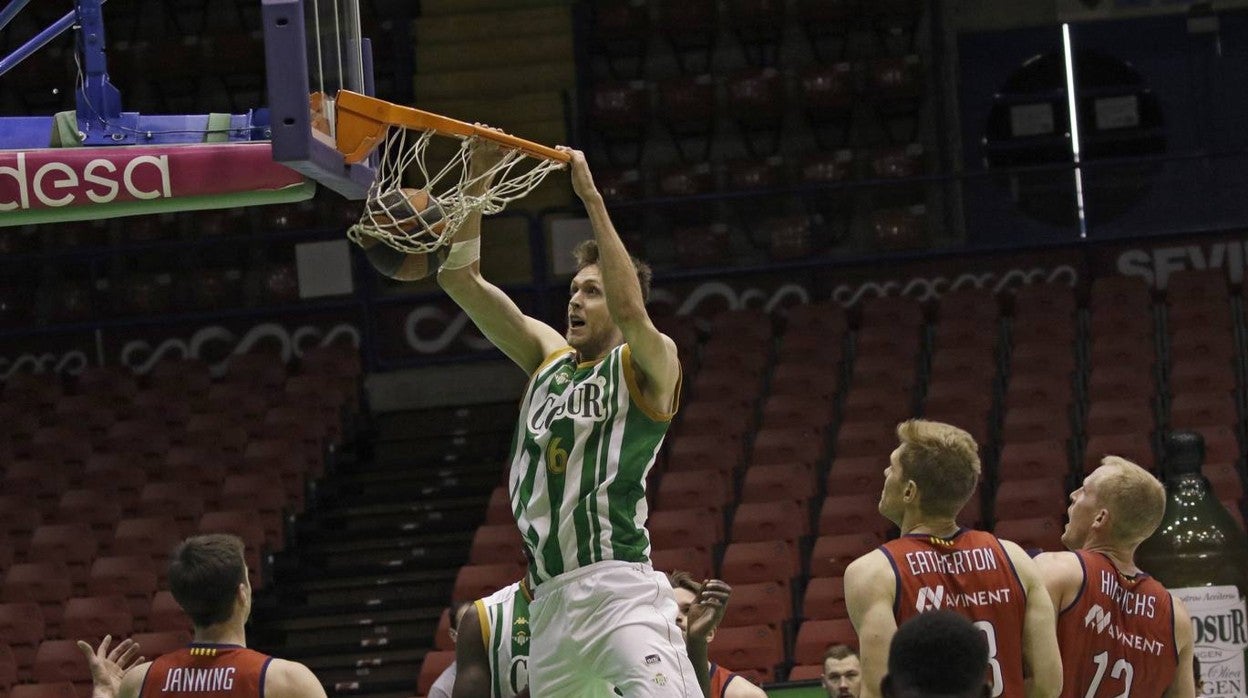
[686,579,732,642]
[469,124,507,176]
[77,635,144,696]
[557,146,597,201]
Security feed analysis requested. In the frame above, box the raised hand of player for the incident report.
[77,635,144,697]
[556,146,597,201]
[468,124,507,178]
[686,579,732,643]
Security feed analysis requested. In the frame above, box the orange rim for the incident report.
[334,90,572,165]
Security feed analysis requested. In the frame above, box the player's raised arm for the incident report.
[845,551,898,698]
[452,603,492,698]
[1164,595,1196,698]
[1001,541,1062,698]
[560,147,680,412]
[437,134,567,374]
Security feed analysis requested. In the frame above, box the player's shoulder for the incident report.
[845,547,892,584]
[264,658,327,698]
[725,674,769,698]
[119,660,153,697]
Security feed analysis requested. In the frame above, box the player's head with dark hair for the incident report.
[666,570,706,638]
[882,611,990,698]
[567,239,655,359]
[573,239,653,302]
[168,534,250,628]
[881,420,981,524]
[823,644,862,698]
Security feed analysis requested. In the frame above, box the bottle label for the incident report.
[1176,585,1248,697]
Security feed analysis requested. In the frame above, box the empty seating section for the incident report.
[583,0,935,264]
[0,344,360,686]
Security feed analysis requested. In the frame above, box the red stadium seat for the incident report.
[452,564,524,604]
[1010,344,1076,380]
[720,540,799,586]
[818,495,891,537]
[666,434,744,477]
[739,463,819,504]
[1086,400,1155,438]
[1170,332,1235,365]
[993,517,1064,554]
[147,357,212,396]
[650,546,714,581]
[103,420,170,474]
[484,486,513,526]
[1004,375,1073,413]
[749,427,827,470]
[1001,406,1072,445]
[809,532,883,579]
[219,474,288,551]
[1084,434,1155,473]
[998,440,1069,483]
[468,524,526,566]
[802,576,848,620]
[416,650,456,698]
[0,642,16,692]
[1166,268,1229,303]
[794,618,858,663]
[1191,426,1242,469]
[147,591,192,634]
[659,74,715,140]
[0,601,45,675]
[673,401,755,442]
[928,347,997,385]
[1206,462,1244,503]
[707,624,784,682]
[590,81,649,140]
[87,556,158,623]
[223,352,287,395]
[657,472,733,517]
[1090,275,1152,311]
[649,508,722,552]
[769,364,840,404]
[32,640,91,691]
[1170,360,1236,397]
[730,500,808,543]
[1087,367,1156,404]
[789,664,824,681]
[60,595,132,642]
[721,581,790,628]
[834,421,898,459]
[28,524,98,589]
[129,389,192,430]
[53,491,120,549]
[1,562,71,635]
[137,485,205,538]
[1011,283,1076,318]
[1170,394,1239,432]
[758,395,836,434]
[10,683,79,698]
[994,479,1067,522]
[433,607,455,651]
[825,458,884,498]
[76,366,138,402]
[112,517,180,577]
[128,630,191,660]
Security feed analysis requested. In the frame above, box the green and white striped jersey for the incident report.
[475,581,532,698]
[509,343,676,585]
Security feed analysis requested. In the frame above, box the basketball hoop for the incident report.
[334,91,571,255]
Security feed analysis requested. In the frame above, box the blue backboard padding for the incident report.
[0,113,268,150]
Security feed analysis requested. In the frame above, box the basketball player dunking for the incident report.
[437,140,699,697]
[79,534,326,698]
[844,420,1062,698]
[1035,457,1195,698]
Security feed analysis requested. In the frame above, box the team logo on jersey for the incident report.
[916,585,946,612]
[552,371,570,387]
[652,673,668,686]
[528,375,610,433]
[644,654,661,665]
[1084,604,1113,634]
[514,629,529,647]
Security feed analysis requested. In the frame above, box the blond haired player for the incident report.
[436,140,697,697]
[844,419,1061,698]
[1035,457,1195,698]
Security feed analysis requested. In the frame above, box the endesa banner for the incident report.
[0,143,312,224]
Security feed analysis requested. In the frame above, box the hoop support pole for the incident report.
[335,90,572,164]
[0,4,77,78]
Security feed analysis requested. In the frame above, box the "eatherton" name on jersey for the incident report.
[905,547,1000,576]
[159,667,236,692]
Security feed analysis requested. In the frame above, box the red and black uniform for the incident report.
[1057,551,1177,698]
[880,529,1027,698]
[141,643,273,697]
[708,663,741,698]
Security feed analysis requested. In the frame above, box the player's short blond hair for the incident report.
[896,419,981,518]
[1095,456,1166,545]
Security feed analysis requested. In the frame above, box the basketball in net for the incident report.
[358,188,447,280]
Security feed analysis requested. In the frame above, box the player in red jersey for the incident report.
[844,420,1061,698]
[79,534,327,698]
[668,571,767,698]
[1035,456,1195,698]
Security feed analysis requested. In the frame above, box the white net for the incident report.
[347,125,567,255]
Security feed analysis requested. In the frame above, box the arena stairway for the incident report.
[249,402,519,698]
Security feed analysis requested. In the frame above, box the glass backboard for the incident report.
[262,0,375,199]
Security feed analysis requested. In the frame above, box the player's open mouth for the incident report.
[569,317,585,329]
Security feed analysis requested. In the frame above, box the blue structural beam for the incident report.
[0,6,77,78]
[0,0,33,34]
[74,0,126,145]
